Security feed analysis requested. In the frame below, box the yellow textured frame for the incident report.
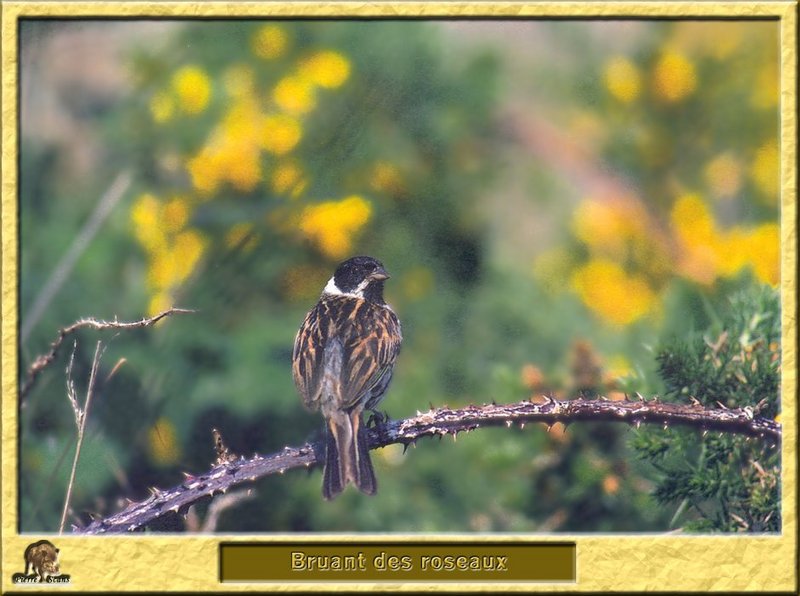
[1,2,796,592]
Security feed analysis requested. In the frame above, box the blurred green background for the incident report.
[19,19,780,533]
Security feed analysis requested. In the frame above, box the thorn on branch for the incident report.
[213,428,238,465]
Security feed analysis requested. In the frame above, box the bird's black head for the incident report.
[325,256,390,304]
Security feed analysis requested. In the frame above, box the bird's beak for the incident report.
[369,266,390,281]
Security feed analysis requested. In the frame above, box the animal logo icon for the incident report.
[25,540,61,581]
[11,540,70,584]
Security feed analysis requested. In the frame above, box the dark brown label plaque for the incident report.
[220,542,576,582]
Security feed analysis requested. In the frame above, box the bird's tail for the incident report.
[323,410,376,499]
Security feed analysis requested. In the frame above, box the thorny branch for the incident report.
[20,308,196,402]
[75,395,780,535]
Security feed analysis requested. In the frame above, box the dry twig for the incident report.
[59,340,105,535]
[186,489,256,533]
[20,308,195,402]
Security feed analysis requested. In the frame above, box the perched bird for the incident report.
[292,256,402,499]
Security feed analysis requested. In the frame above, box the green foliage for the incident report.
[19,20,780,535]
[632,285,780,532]
[19,20,504,533]
[658,285,780,416]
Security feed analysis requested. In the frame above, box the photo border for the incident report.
[2,1,796,592]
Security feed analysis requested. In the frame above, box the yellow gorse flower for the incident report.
[131,192,209,315]
[299,51,351,89]
[135,36,363,317]
[162,196,190,233]
[671,194,716,245]
[271,161,306,197]
[177,42,348,201]
[573,196,651,259]
[715,224,779,286]
[569,190,779,323]
[145,230,207,291]
[261,113,302,155]
[172,65,212,115]
[571,259,657,326]
[187,98,272,193]
[173,230,207,280]
[572,195,672,281]
[716,226,751,279]
[670,194,779,286]
[227,148,263,193]
[604,56,641,104]
[186,147,223,195]
[298,195,372,258]
[744,223,780,286]
[147,251,180,291]
[251,24,289,59]
[270,50,350,115]
[131,193,167,254]
[652,50,697,103]
[272,75,317,114]
[671,193,722,285]
[222,99,265,151]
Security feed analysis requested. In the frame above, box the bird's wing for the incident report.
[338,303,402,411]
[292,302,328,411]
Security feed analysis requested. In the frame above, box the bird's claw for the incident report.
[366,410,389,428]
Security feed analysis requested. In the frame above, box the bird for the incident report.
[292,256,402,499]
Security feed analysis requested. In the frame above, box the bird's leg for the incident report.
[366,409,389,428]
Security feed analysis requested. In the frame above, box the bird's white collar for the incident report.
[323,276,369,300]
